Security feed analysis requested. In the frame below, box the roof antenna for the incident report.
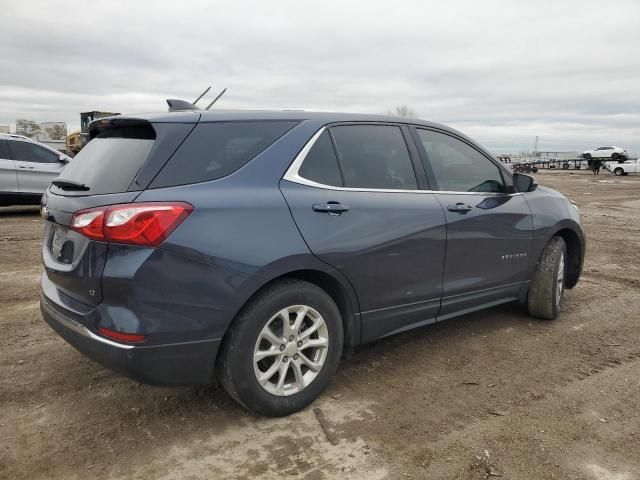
[192,86,211,106]
[205,88,227,110]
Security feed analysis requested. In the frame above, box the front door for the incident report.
[0,140,18,194]
[413,128,534,319]
[281,125,447,342]
[8,140,65,194]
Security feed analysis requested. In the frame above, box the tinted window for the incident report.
[0,140,9,159]
[298,130,343,186]
[417,129,504,193]
[152,121,297,187]
[9,141,60,163]
[53,134,154,195]
[330,125,417,190]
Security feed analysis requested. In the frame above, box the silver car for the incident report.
[0,133,71,206]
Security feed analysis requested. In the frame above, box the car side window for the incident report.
[298,130,344,186]
[416,129,505,193]
[0,140,10,159]
[329,125,417,190]
[9,141,60,163]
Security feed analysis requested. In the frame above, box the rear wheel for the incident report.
[614,167,624,176]
[218,279,343,417]
[612,153,620,160]
[527,237,567,320]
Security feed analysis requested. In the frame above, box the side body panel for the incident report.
[16,160,65,194]
[523,186,585,287]
[436,192,534,318]
[280,180,447,342]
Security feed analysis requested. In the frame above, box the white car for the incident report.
[0,133,71,206]
[581,145,628,160]
[604,158,640,176]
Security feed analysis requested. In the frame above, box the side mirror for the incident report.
[513,173,537,192]
[59,155,69,164]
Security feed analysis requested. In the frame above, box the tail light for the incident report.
[71,202,193,247]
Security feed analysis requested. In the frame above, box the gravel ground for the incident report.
[1,170,639,480]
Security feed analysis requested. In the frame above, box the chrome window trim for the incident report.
[283,126,522,196]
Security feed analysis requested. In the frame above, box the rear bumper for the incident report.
[40,292,221,386]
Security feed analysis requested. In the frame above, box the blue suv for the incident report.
[40,110,585,416]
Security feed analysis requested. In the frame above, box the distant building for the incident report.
[36,122,68,153]
[0,125,9,134]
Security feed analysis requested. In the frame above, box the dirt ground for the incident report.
[1,170,639,480]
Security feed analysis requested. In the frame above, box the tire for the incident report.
[217,279,343,417]
[612,153,620,160]
[614,167,624,176]
[524,165,532,173]
[532,167,539,173]
[562,163,570,170]
[527,236,567,320]
[583,153,591,159]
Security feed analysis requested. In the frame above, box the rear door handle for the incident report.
[447,203,473,213]
[313,202,350,215]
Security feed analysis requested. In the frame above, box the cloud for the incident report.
[1,0,639,154]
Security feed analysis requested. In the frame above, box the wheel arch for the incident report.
[550,227,583,288]
[222,265,361,360]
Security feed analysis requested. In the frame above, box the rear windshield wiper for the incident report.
[51,179,90,191]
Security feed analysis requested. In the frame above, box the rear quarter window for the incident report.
[151,121,298,188]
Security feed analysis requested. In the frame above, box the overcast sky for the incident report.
[1,0,639,154]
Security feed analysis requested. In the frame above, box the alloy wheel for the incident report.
[556,253,565,307]
[253,305,329,396]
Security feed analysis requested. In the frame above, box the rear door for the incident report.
[412,128,533,319]
[0,140,18,194]
[281,124,447,342]
[8,140,65,194]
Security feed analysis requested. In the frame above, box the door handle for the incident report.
[18,165,35,169]
[447,203,473,213]
[312,202,350,215]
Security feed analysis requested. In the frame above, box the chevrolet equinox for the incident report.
[40,110,585,416]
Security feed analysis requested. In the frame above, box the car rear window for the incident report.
[50,124,155,196]
[150,121,297,188]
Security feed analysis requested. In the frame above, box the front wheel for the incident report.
[614,167,624,176]
[528,236,567,320]
[218,279,343,417]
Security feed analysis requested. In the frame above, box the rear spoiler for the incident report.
[88,118,156,141]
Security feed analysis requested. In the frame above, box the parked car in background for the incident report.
[604,158,640,176]
[0,133,71,206]
[581,146,628,160]
[40,110,585,417]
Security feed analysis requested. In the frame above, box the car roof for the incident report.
[90,109,499,163]
[114,108,453,127]
[0,133,31,141]
[98,109,469,140]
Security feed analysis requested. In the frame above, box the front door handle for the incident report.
[313,202,350,215]
[447,203,473,213]
[18,165,35,169]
